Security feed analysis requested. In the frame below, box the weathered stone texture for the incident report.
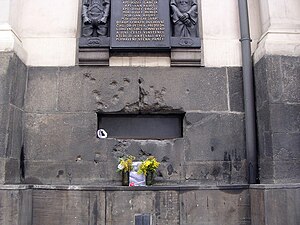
[0,53,27,184]
[254,55,300,183]
[28,186,249,225]
[227,67,244,112]
[25,67,59,113]
[32,190,105,225]
[23,66,247,184]
[250,185,300,225]
[0,189,32,225]
[181,189,250,225]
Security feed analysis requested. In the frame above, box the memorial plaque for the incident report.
[111,0,171,49]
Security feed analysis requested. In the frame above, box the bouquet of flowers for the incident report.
[117,155,135,173]
[138,156,160,175]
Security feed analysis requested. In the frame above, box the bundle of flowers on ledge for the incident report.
[117,155,160,186]
[138,156,160,186]
[117,155,135,186]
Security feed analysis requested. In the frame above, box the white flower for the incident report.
[118,163,124,170]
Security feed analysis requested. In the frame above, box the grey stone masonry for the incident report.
[24,66,246,185]
[254,55,300,183]
[0,53,27,184]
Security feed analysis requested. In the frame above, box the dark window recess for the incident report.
[135,214,151,225]
[98,114,184,139]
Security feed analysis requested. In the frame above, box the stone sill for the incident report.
[250,183,300,190]
[0,184,250,191]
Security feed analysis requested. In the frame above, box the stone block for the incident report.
[254,56,268,110]
[139,67,228,111]
[280,56,300,103]
[273,133,300,161]
[106,191,179,225]
[255,56,300,104]
[9,55,27,108]
[258,160,275,184]
[106,139,184,182]
[250,189,265,225]
[0,105,9,157]
[32,190,105,225]
[78,48,109,66]
[265,56,284,103]
[24,160,109,185]
[184,113,245,161]
[227,67,244,112]
[0,53,14,105]
[184,160,248,184]
[6,107,23,159]
[24,113,107,162]
[270,103,300,133]
[57,67,139,112]
[4,158,20,184]
[273,160,300,183]
[25,67,59,112]
[170,48,201,67]
[0,189,32,225]
[250,185,300,225]
[180,189,250,225]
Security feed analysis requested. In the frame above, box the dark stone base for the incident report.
[250,184,300,225]
[171,48,201,66]
[0,52,27,184]
[1,183,299,225]
[254,55,300,183]
[0,184,250,225]
[78,48,109,66]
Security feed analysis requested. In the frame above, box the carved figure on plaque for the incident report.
[82,0,110,37]
[170,0,198,37]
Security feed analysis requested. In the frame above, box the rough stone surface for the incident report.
[181,189,250,225]
[184,112,245,161]
[184,160,247,184]
[250,185,300,225]
[0,105,9,157]
[227,67,244,112]
[0,53,27,184]
[32,190,105,225]
[57,67,140,112]
[0,189,32,225]
[25,67,59,113]
[254,55,300,183]
[139,67,228,111]
[23,66,247,185]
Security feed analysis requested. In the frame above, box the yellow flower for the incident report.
[138,156,160,175]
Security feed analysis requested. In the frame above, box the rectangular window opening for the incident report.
[97,113,184,140]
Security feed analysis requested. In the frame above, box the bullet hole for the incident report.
[167,164,174,175]
[76,155,82,162]
[56,170,64,178]
[211,146,214,152]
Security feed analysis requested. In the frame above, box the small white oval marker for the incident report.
[97,129,108,139]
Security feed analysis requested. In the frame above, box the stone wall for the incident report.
[0,52,27,184]
[23,66,246,185]
[254,55,300,183]
[0,185,251,225]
